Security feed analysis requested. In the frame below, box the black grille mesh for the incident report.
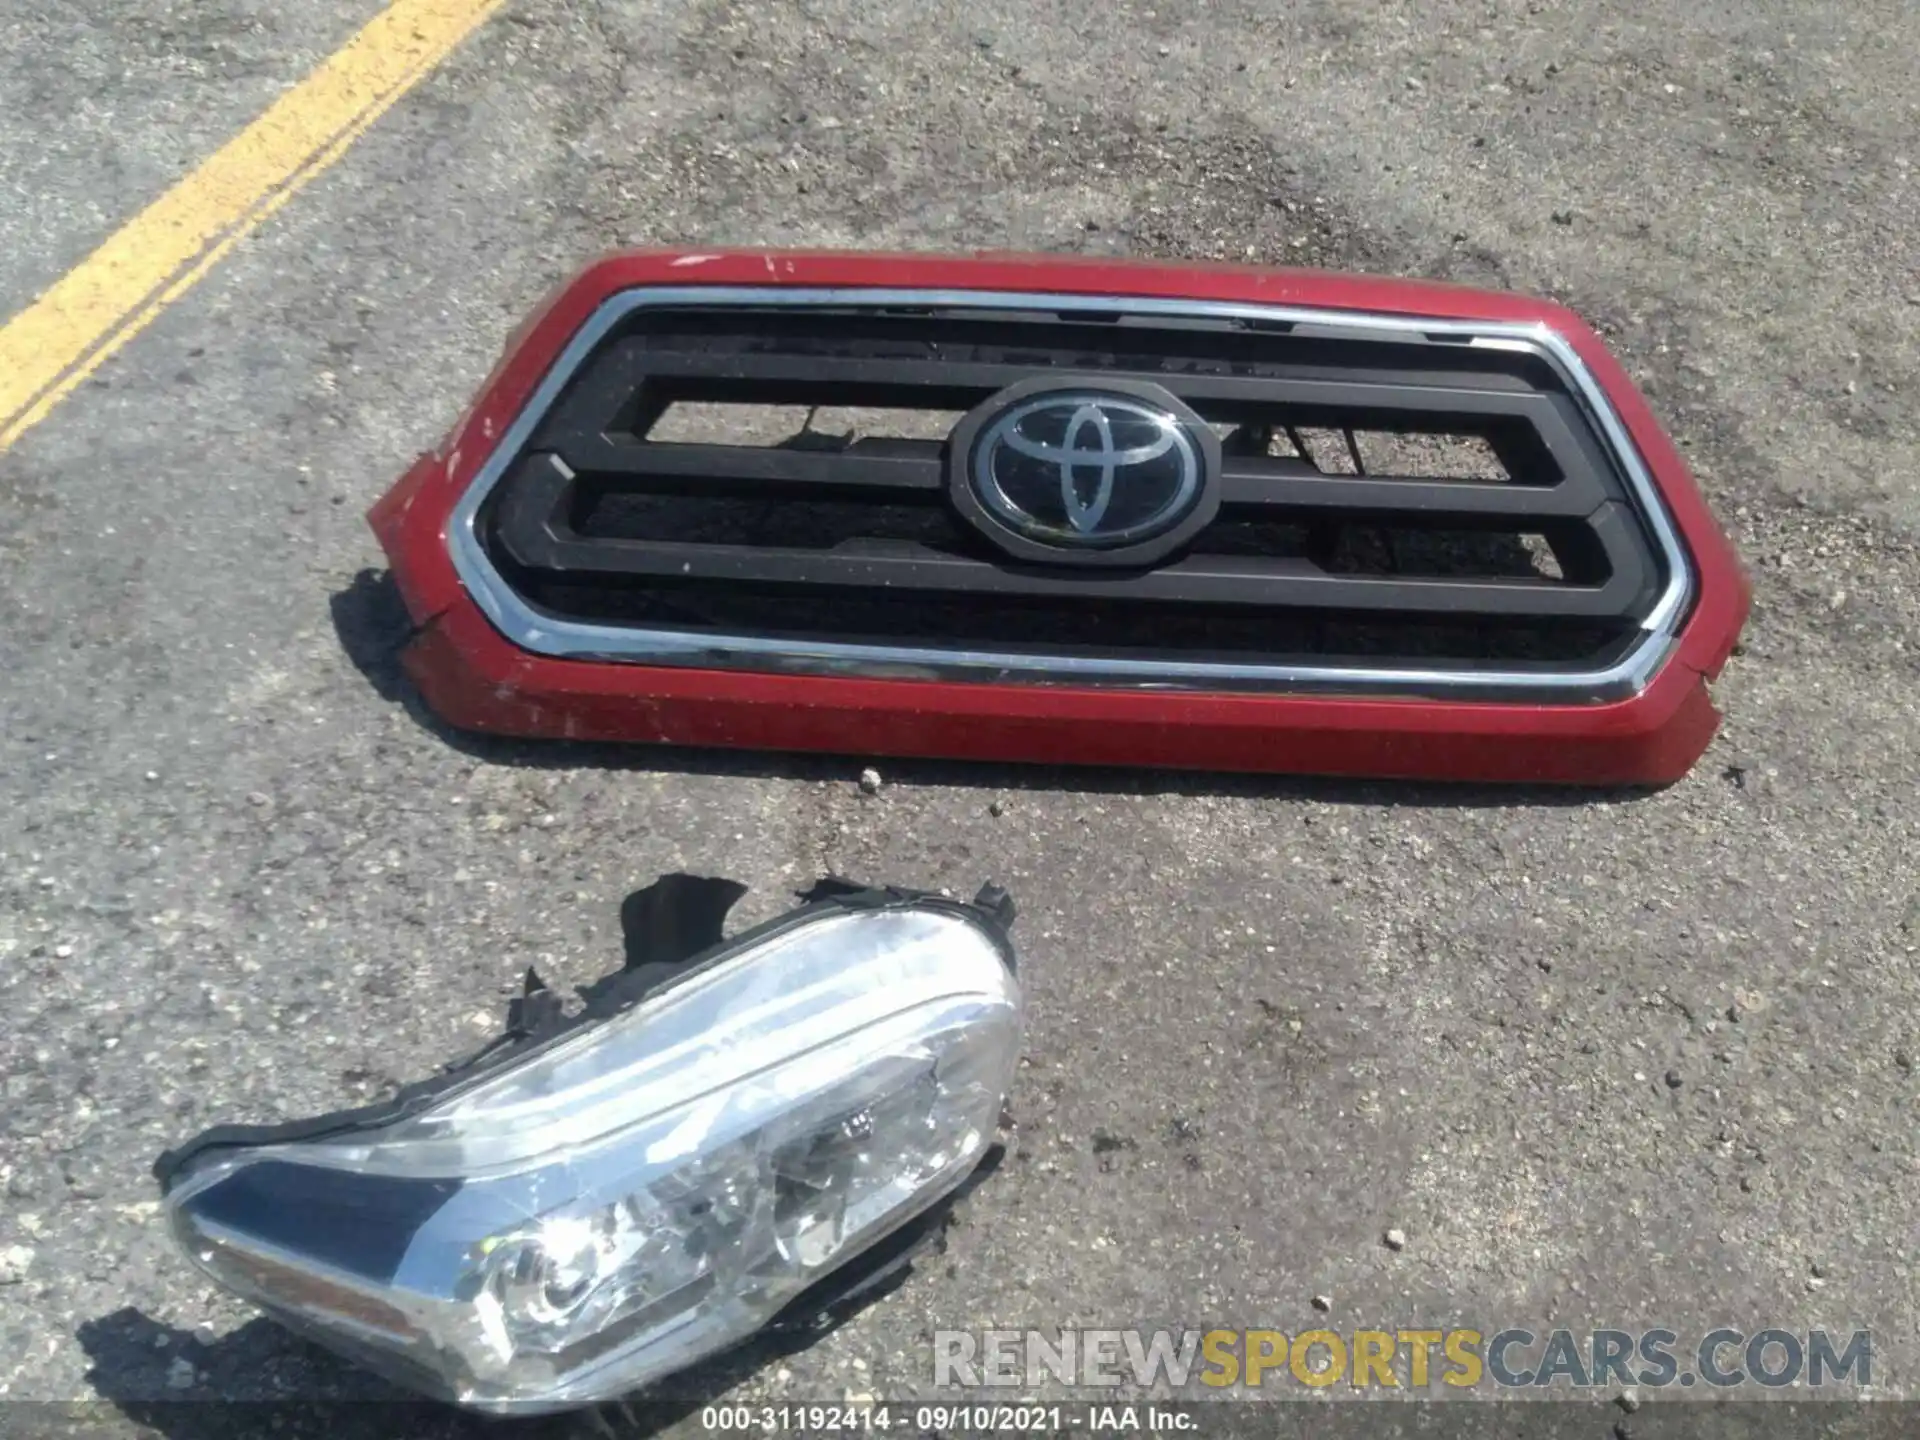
[480,302,1668,675]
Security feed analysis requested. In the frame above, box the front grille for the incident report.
[465,290,1684,696]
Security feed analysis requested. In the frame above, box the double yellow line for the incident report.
[0,0,506,453]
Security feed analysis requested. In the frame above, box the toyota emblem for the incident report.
[948,377,1222,566]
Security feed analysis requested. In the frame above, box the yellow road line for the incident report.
[0,0,507,453]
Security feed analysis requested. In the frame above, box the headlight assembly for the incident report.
[155,878,1022,1413]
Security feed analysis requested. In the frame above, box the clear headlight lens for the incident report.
[160,901,1021,1412]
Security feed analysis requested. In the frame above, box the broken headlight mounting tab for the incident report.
[154,876,1022,1414]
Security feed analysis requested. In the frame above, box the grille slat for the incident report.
[476,295,1678,689]
[573,317,1550,395]
[553,441,1592,525]
[548,348,1569,436]
[516,533,1638,616]
[572,436,948,494]
[1214,460,1597,522]
[501,458,1645,619]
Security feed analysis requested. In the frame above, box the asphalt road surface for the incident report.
[1,0,1917,1435]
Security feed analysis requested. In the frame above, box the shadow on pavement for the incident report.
[74,1300,854,1440]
